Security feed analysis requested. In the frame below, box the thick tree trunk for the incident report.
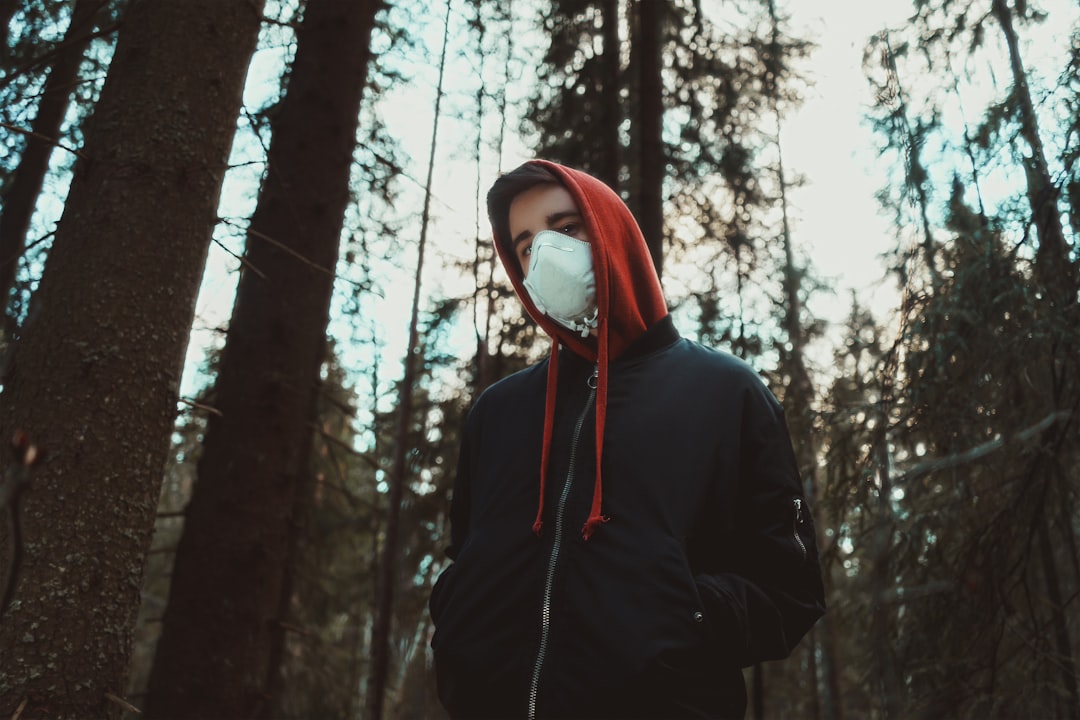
[141,1,380,718]
[0,0,101,312]
[634,0,664,277]
[0,1,265,718]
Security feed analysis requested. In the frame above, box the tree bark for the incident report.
[0,1,265,718]
[141,0,380,718]
[634,0,664,278]
[0,0,102,313]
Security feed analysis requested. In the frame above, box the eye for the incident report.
[558,222,579,236]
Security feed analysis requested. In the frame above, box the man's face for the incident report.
[508,183,591,277]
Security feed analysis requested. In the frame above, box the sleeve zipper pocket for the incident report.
[792,498,808,563]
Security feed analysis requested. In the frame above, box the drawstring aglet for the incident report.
[581,514,610,541]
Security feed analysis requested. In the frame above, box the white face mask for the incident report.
[522,230,599,337]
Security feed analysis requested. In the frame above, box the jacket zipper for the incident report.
[527,365,598,720]
[792,497,807,562]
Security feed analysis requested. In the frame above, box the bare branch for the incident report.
[0,121,87,160]
[211,234,266,281]
[895,411,1071,485]
[103,692,141,714]
[177,397,223,417]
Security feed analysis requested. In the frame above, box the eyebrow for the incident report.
[511,210,581,250]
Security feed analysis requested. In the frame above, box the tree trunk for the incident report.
[367,2,450,717]
[142,1,380,718]
[766,2,834,708]
[0,0,17,48]
[992,5,1079,713]
[991,0,1074,297]
[598,0,620,192]
[870,390,903,720]
[1037,503,1080,719]
[634,0,664,277]
[0,1,265,718]
[879,31,941,291]
[0,0,101,313]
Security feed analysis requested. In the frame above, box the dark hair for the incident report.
[486,163,563,251]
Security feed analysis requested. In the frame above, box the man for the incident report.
[429,160,825,719]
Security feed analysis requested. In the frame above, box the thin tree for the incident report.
[0,0,16,49]
[869,31,942,291]
[598,0,620,190]
[367,1,452,717]
[0,0,265,717]
[634,0,664,276]
[990,0,1074,297]
[760,2,839,716]
[0,0,105,313]
[988,2,1078,712]
[530,0,622,188]
[143,1,382,717]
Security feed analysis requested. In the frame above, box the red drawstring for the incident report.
[533,342,560,536]
[582,320,610,540]
[533,332,611,541]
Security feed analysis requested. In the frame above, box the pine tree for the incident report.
[0,0,106,310]
[0,0,265,716]
[851,1,1080,714]
[143,0,383,716]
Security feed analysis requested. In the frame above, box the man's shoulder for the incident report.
[670,338,782,407]
[475,359,549,405]
[675,338,764,380]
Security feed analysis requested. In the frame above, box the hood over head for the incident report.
[489,160,667,361]
[487,160,669,540]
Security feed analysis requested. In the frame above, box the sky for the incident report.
[782,0,1077,334]
[181,0,1080,397]
[783,1,918,313]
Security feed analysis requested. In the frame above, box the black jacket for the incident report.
[430,316,826,719]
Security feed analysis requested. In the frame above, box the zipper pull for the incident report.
[587,364,598,389]
[792,497,807,562]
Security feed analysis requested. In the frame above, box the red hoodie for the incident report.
[491,160,668,539]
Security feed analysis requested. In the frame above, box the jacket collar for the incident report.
[560,314,679,371]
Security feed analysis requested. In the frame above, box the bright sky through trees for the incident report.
[179,0,1080,397]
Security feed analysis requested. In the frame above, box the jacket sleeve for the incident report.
[693,380,826,668]
[445,403,479,562]
[429,404,477,628]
